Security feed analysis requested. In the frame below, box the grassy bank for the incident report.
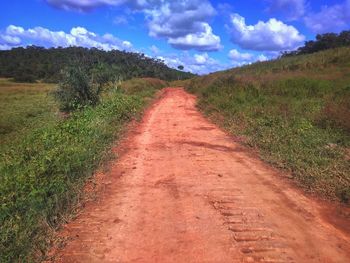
[0,78,166,262]
[177,47,350,203]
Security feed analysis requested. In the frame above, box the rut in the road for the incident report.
[53,88,350,263]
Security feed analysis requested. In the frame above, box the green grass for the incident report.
[177,47,350,203]
[0,79,57,148]
[0,78,165,262]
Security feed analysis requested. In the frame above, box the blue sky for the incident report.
[1,0,349,74]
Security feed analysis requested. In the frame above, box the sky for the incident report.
[0,0,349,74]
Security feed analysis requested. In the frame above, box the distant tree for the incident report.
[0,46,196,83]
[281,30,350,57]
[177,65,184,71]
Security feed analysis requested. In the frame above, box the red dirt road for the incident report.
[54,88,350,262]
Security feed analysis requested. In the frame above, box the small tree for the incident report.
[53,65,100,112]
[177,65,184,71]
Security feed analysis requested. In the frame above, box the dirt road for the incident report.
[54,88,350,262]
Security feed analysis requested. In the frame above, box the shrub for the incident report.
[13,73,36,83]
[53,66,100,112]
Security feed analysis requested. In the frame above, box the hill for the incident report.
[0,46,194,83]
[176,46,350,202]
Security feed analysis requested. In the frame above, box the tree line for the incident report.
[282,30,350,57]
[0,46,194,83]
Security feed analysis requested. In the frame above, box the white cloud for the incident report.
[46,0,222,52]
[157,52,228,75]
[146,1,215,38]
[304,0,350,33]
[0,25,132,51]
[168,23,222,51]
[228,49,270,67]
[149,45,160,54]
[257,54,268,62]
[229,13,305,51]
[146,1,221,51]
[113,15,128,25]
[194,53,209,65]
[0,35,21,45]
[265,0,306,21]
[228,49,254,61]
[0,44,12,50]
[46,0,131,12]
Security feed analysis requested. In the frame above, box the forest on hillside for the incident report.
[282,30,350,57]
[0,46,194,83]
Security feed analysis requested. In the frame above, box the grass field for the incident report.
[176,47,350,203]
[0,79,57,148]
[0,78,166,262]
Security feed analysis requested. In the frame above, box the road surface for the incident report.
[54,88,350,262]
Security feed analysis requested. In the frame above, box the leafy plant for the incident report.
[53,65,101,112]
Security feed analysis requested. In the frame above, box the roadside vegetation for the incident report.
[177,46,350,203]
[0,75,166,262]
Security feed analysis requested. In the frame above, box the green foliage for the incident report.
[0,79,57,146]
[178,47,350,203]
[282,30,350,57]
[0,79,159,262]
[0,46,195,83]
[53,66,100,111]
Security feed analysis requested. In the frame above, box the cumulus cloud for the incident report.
[146,1,215,38]
[194,53,209,65]
[304,0,350,33]
[265,0,306,21]
[46,0,131,12]
[157,52,228,75]
[149,45,160,54]
[46,0,222,51]
[145,0,221,51]
[0,25,132,51]
[228,49,269,67]
[168,23,222,51]
[228,49,254,61]
[229,14,305,51]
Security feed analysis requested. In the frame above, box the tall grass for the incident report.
[178,47,350,203]
[0,78,165,262]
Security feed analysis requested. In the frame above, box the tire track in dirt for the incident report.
[52,88,350,262]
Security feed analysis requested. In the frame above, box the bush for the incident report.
[53,66,101,112]
[13,73,36,83]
